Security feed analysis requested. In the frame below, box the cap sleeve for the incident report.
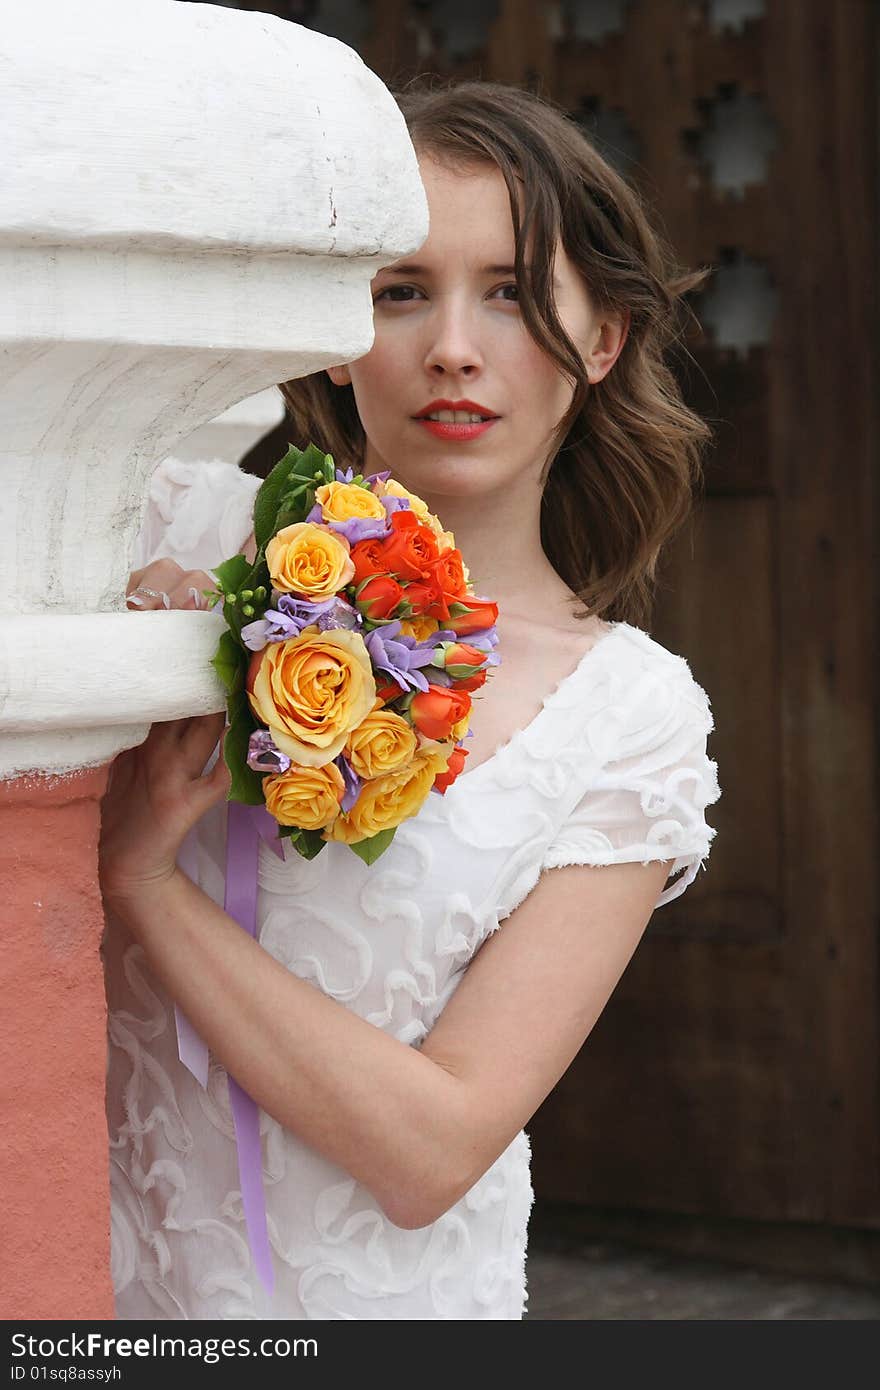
[543,659,721,908]
[132,456,261,574]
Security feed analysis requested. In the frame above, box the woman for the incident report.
[101,80,721,1320]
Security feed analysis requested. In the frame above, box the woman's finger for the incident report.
[177,710,228,779]
[126,564,218,612]
[187,735,232,816]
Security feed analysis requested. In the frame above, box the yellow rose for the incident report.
[314,481,387,524]
[344,706,417,780]
[450,713,470,743]
[378,479,430,521]
[398,615,440,643]
[247,629,376,766]
[265,522,354,599]
[375,478,447,536]
[263,762,345,830]
[323,743,452,844]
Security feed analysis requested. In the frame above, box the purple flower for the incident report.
[381,496,411,517]
[304,499,390,545]
[240,618,273,652]
[333,515,391,544]
[241,594,351,650]
[334,753,362,813]
[246,730,291,774]
[364,619,436,694]
[461,626,499,652]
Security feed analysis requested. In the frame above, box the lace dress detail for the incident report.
[104,459,721,1320]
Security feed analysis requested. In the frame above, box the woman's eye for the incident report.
[375,285,422,303]
[493,283,519,302]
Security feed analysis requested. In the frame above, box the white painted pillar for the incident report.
[169,388,287,468]
[0,0,427,777]
[0,0,426,1318]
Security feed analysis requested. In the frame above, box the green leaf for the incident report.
[211,630,244,696]
[213,554,253,596]
[252,445,302,549]
[348,827,397,865]
[272,503,308,535]
[223,694,265,805]
[253,442,335,546]
[220,559,270,645]
[288,828,327,861]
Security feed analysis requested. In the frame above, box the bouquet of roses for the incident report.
[209,442,500,864]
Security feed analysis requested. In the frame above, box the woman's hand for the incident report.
[101,556,232,906]
[99,711,231,906]
[126,558,219,611]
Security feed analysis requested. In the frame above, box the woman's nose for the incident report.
[422,299,484,376]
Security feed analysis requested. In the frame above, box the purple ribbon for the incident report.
[175,801,284,1296]
[174,829,210,1090]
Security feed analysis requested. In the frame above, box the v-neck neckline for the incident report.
[446,620,627,791]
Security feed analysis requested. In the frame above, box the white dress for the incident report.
[104,457,722,1321]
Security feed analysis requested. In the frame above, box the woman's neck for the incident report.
[415,479,578,623]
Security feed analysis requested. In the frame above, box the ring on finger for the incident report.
[127,585,172,609]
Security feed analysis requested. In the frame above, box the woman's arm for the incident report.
[106,865,464,1230]
[101,707,670,1230]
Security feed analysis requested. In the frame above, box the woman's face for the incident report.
[326,153,624,506]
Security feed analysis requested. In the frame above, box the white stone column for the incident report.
[0,0,426,1319]
[0,0,428,778]
[170,388,287,467]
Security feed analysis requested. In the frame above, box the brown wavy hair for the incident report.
[279,77,712,627]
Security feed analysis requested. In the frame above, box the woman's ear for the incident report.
[586,309,630,384]
[326,365,353,387]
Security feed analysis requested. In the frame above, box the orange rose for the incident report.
[349,537,388,584]
[375,678,406,704]
[409,684,472,742]
[402,578,449,621]
[428,547,468,599]
[434,641,488,678]
[379,510,439,580]
[246,628,376,765]
[454,668,488,692]
[445,597,499,637]
[433,744,469,793]
[355,573,404,621]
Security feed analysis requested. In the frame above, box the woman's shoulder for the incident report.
[597,621,716,751]
[605,621,710,689]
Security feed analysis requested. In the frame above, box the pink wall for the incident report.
[0,765,115,1320]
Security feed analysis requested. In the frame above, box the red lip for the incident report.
[413,398,499,419]
[415,418,498,442]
